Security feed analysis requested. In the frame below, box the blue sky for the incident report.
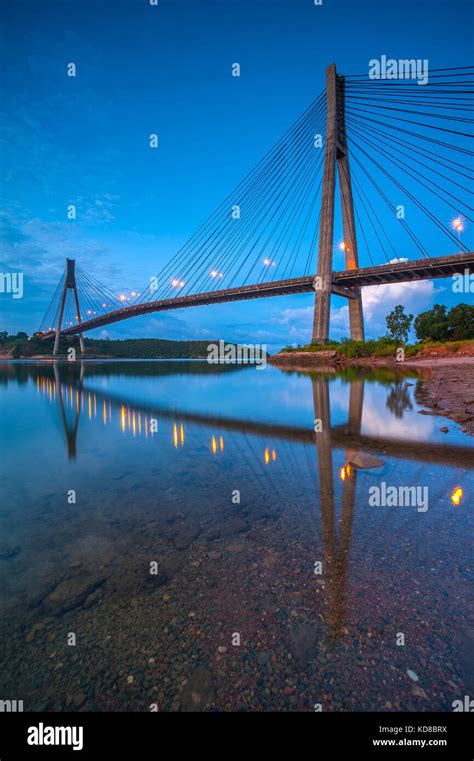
[1,0,473,349]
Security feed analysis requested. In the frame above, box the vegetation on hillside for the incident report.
[0,332,235,359]
[281,302,474,358]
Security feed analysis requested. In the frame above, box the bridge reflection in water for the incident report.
[32,361,471,643]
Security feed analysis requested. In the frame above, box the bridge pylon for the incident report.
[53,258,85,356]
[312,64,365,344]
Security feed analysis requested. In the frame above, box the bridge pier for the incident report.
[312,64,365,343]
[53,258,85,356]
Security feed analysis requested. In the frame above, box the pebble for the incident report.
[217,646,228,654]
[407,669,419,682]
[126,675,134,684]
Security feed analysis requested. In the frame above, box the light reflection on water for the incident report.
[0,360,472,712]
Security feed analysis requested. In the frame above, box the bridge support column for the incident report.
[312,64,337,344]
[337,77,365,341]
[312,64,365,343]
[53,258,84,356]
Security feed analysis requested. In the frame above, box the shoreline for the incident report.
[269,351,474,437]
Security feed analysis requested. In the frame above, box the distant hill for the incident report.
[83,337,220,359]
[0,332,244,359]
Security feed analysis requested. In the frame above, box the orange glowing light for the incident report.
[211,435,217,455]
[264,447,270,465]
[121,405,126,433]
[173,423,178,448]
[180,424,185,446]
[451,486,463,506]
[271,449,276,462]
[340,464,351,481]
[119,294,127,302]
[219,435,224,452]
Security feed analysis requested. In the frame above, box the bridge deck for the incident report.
[41,252,473,338]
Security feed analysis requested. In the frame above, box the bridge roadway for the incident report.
[42,252,474,339]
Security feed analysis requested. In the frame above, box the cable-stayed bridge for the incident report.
[37,64,474,353]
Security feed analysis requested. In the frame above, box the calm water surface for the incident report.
[0,360,472,711]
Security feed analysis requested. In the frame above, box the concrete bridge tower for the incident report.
[312,64,365,343]
[53,258,85,356]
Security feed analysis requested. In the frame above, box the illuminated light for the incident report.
[109,403,112,420]
[211,435,217,455]
[138,413,142,435]
[88,393,92,420]
[87,309,92,315]
[127,408,131,428]
[173,423,178,449]
[339,242,346,251]
[271,449,276,462]
[121,405,126,433]
[145,415,148,439]
[264,447,270,465]
[180,424,185,446]
[132,411,136,438]
[103,400,107,425]
[171,279,185,287]
[340,464,351,481]
[94,394,97,418]
[119,294,127,302]
[219,435,224,452]
[210,270,218,278]
[102,303,107,308]
[263,259,276,267]
[451,486,463,506]
[131,291,137,297]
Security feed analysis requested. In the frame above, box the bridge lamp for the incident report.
[263,259,276,266]
[451,217,465,240]
[340,464,351,480]
[210,270,218,278]
[119,294,127,302]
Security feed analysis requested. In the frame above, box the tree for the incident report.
[447,303,474,340]
[414,304,450,341]
[386,304,413,344]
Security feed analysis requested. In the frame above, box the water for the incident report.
[0,360,472,712]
